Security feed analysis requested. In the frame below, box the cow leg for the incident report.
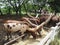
[30,31,37,39]
[6,31,12,41]
[22,31,30,40]
[37,30,42,37]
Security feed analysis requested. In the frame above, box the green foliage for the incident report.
[49,29,60,45]
[0,0,60,15]
[48,0,60,13]
[49,39,60,45]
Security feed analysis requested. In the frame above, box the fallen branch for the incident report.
[27,13,39,22]
[23,17,38,27]
[29,18,39,22]
[35,14,39,18]
[4,34,25,45]
[28,15,53,32]
[27,13,35,19]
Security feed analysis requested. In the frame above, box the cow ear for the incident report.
[3,23,7,26]
[3,24,5,26]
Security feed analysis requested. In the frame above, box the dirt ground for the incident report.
[11,29,49,45]
[0,15,50,45]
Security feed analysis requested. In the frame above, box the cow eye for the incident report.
[13,25,15,27]
[7,25,10,28]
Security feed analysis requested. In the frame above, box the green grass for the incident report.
[49,29,60,45]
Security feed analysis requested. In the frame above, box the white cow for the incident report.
[3,23,28,34]
[3,22,29,40]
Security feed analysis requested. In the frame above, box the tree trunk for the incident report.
[54,11,57,15]
[19,5,21,16]
[23,3,27,14]
[0,9,2,15]
[7,6,11,15]
[16,10,18,15]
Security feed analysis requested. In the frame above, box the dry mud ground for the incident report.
[11,29,49,45]
[0,26,50,45]
[0,15,50,45]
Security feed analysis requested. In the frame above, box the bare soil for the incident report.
[0,15,50,45]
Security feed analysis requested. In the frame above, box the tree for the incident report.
[6,0,24,15]
[48,0,60,15]
[32,0,48,14]
[0,1,4,15]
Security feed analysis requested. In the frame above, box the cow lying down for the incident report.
[3,22,43,40]
[4,23,28,34]
[3,22,29,40]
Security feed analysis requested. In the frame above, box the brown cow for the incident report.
[39,15,60,27]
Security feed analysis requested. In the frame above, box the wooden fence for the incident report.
[38,22,60,45]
